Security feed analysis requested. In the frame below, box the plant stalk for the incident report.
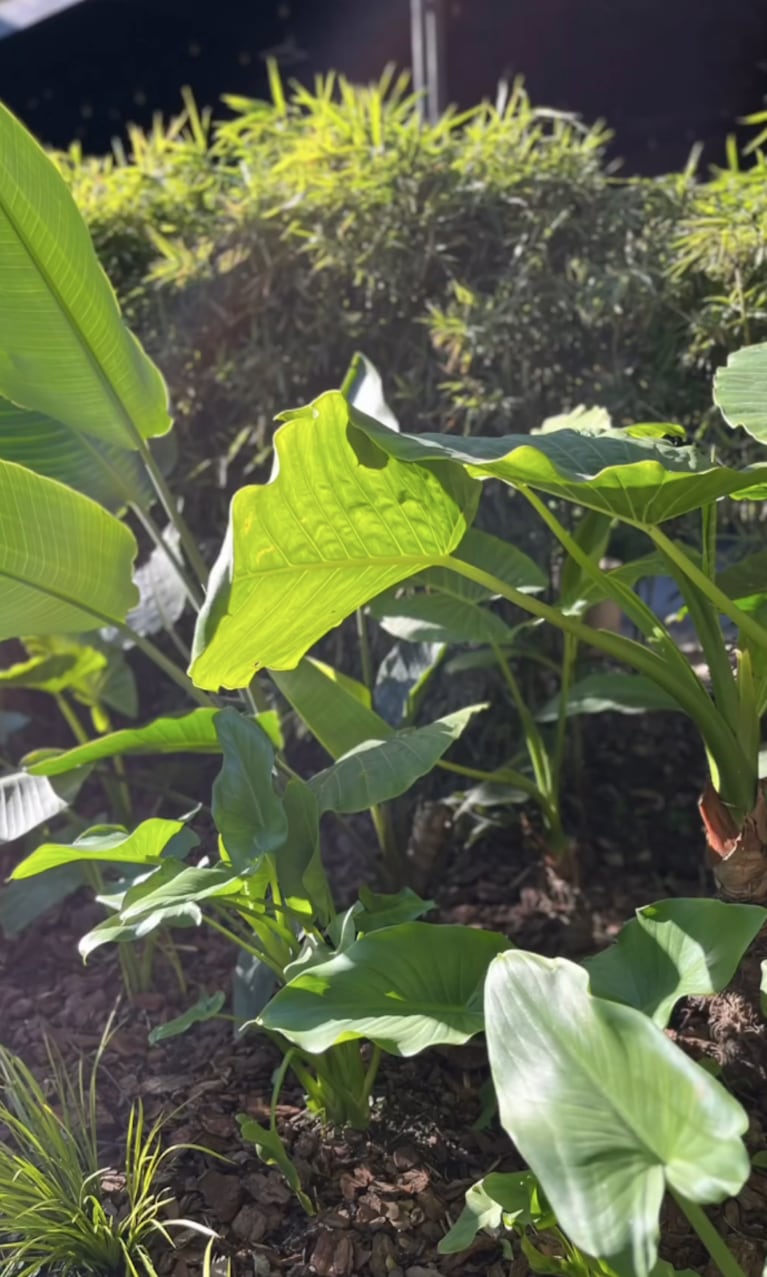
[669,1191,748,1277]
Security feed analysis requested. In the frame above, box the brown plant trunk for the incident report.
[699,781,767,903]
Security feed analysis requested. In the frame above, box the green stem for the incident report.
[203,916,284,979]
[441,553,754,814]
[135,437,210,589]
[115,622,214,708]
[491,642,552,798]
[54,694,89,745]
[552,632,577,807]
[669,1191,748,1277]
[648,525,767,652]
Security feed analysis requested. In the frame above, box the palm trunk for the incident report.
[699,781,767,903]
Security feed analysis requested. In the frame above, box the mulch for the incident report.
[1,712,767,1276]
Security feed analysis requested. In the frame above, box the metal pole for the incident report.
[410,0,447,123]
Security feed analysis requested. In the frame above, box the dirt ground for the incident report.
[1,712,766,1276]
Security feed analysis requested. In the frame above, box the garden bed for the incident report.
[2,714,765,1277]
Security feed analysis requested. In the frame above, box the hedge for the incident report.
[52,69,767,538]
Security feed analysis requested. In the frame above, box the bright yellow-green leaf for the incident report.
[0,102,170,446]
[0,459,139,638]
[190,391,479,689]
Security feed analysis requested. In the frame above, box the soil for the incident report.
[1,712,767,1277]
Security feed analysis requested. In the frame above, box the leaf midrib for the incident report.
[0,146,142,447]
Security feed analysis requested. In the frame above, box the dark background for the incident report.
[2,0,767,172]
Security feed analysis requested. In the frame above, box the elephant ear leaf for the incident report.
[485,951,749,1277]
[190,390,479,690]
[0,100,170,447]
[0,459,138,639]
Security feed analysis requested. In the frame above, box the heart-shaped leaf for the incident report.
[309,704,485,814]
[584,898,766,1026]
[189,391,479,688]
[0,459,139,639]
[259,922,511,1055]
[486,950,749,1277]
[0,101,170,446]
[353,410,767,525]
[0,764,89,842]
[25,708,283,777]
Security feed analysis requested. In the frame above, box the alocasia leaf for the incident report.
[260,922,511,1055]
[352,408,767,525]
[584,897,766,1026]
[485,950,749,1277]
[189,390,479,688]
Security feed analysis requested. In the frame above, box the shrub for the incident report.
[54,71,701,539]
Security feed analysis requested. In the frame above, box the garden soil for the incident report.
[1,713,766,1276]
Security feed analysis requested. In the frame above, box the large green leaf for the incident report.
[211,709,288,872]
[271,658,393,760]
[11,818,191,879]
[310,704,485,814]
[0,398,153,511]
[189,391,479,689]
[713,342,767,444]
[0,101,170,446]
[25,708,283,777]
[353,410,767,525]
[486,951,749,1277]
[584,898,766,1027]
[259,922,511,1055]
[0,459,138,638]
[537,674,681,722]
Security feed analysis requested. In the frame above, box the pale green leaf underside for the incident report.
[714,342,767,443]
[11,817,187,879]
[486,951,749,1277]
[189,391,479,689]
[354,411,767,524]
[0,102,170,446]
[310,704,485,813]
[260,922,512,1055]
[0,458,139,639]
[25,708,283,777]
[537,673,681,722]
